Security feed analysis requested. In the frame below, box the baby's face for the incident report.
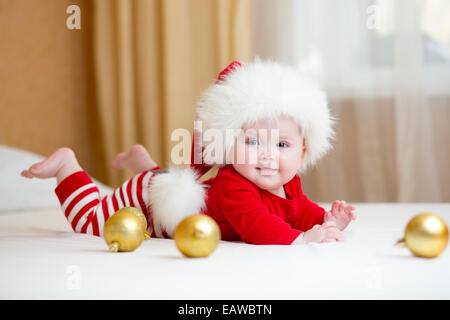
[231,115,306,197]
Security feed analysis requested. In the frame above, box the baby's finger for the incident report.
[326,228,342,237]
[322,220,337,229]
[328,233,343,242]
[344,205,356,213]
[331,201,340,213]
[322,238,336,243]
[339,201,346,213]
[326,228,343,240]
[343,205,357,220]
[322,231,338,241]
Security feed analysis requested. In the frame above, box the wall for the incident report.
[0,0,105,182]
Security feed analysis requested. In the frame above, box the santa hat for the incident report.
[196,58,334,174]
[147,59,334,238]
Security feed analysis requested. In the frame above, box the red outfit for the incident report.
[202,165,325,245]
[54,164,324,245]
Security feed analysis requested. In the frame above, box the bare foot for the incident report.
[111,144,158,174]
[21,147,82,183]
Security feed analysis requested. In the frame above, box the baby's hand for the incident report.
[325,200,357,231]
[293,221,343,244]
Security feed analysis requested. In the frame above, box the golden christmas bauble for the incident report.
[115,207,148,233]
[174,214,221,258]
[104,208,147,252]
[396,213,449,258]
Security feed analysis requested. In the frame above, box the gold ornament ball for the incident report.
[174,214,221,258]
[115,206,148,233]
[103,208,147,252]
[397,212,449,258]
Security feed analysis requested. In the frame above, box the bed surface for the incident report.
[1,203,449,299]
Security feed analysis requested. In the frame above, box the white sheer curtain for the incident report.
[253,0,450,202]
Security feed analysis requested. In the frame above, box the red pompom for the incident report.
[216,61,242,83]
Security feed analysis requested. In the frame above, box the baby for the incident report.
[21,59,356,245]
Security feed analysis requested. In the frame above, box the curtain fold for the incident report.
[91,0,252,186]
[392,0,441,201]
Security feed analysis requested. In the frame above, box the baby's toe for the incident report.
[21,170,34,178]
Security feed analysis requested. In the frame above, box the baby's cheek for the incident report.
[247,148,258,165]
[279,152,300,171]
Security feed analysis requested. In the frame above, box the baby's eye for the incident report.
[277,142,288,148]
[246,138,258,146]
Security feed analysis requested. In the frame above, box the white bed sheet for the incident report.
[1,203,449,299]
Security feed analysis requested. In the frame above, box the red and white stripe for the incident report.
[55,169,165,237]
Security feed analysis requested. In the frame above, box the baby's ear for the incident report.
[300,142,307,161]
[301,136,307,151]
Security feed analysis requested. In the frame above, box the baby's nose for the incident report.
[258,144,277,161]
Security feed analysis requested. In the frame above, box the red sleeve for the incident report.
[292,193,326,231]
[217,172,301,245]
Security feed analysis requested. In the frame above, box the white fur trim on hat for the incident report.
[196,58,335,173]
[148,167,206,237]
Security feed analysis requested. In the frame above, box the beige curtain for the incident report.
[0,0,101,176]
[89,0,252,186]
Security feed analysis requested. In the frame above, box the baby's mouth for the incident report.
[256,167,278,176]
